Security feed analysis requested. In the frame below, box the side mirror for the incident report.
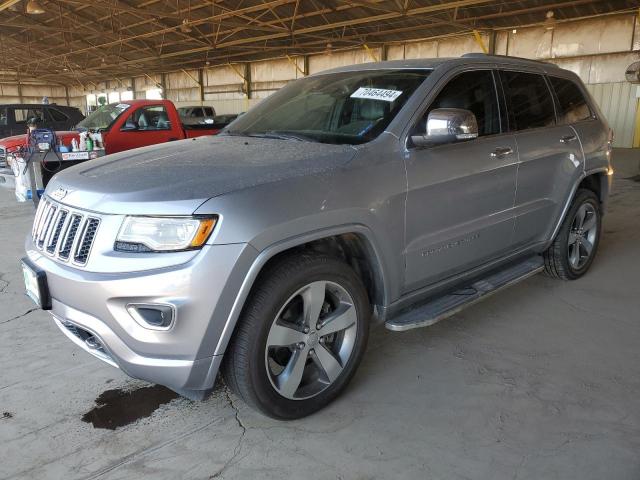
[411,108,478,147]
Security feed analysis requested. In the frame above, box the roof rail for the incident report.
[461,53,557,67]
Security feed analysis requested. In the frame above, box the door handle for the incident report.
[490,147,513,158]
[560,134,577,143]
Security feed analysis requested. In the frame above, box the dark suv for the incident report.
[0,104,84,139]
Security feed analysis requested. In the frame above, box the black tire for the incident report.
[222,253,371,419]
[543,188,601,280]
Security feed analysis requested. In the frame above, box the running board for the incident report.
[385,256,544,332]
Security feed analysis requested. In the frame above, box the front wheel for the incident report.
[222,254,370,419]
[544,188,601,280]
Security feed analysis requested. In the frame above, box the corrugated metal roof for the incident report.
[0,0,637,83]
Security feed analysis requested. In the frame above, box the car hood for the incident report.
[47,135,358,215]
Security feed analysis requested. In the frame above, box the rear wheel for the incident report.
[544,188,601,280]
[222,254,370,419]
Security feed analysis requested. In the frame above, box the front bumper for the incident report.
[26,238,258,396]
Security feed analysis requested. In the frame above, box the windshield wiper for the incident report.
[222,130,318,142]
[241,131,316,142]
[267,131,318,142]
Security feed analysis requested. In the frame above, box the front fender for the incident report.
[209,223,392,359]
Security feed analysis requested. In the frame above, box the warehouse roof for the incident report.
[0,0,636,84]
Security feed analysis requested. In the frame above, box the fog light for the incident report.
[127,303,175,330]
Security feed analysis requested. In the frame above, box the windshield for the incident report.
[225,69,430,145]
[76,103,131,131]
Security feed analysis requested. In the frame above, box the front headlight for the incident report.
[115,216,217,252]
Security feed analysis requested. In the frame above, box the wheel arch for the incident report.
[579,170,610,212]
[213,225,390,357]
[545,168,609,250]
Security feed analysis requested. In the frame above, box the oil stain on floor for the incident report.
[82,385,179,430]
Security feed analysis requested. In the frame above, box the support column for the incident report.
[243,63,251,99]
[488,30,497,55]
[160,73,167,99]
[198,68,205,104]
[243,63,251,111]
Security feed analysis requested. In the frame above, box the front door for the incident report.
[108,104,176,154]
[404,69,518,292]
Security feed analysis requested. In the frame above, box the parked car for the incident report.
[77,99,226,153]
[0,104,84,140]
[178,105,216,125]
[0,99,235,189]
[23,55,612,419]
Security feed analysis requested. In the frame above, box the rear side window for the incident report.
[14,108,45,125]
[427,70,501,136]
[500,71,555,131]
[48,108,68,121]
[549,77,592,124]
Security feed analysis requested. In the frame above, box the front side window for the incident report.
[426,70,500,137]
[550,76,592,124]
[123,105,171,131]
[226,69,431,145]
[501,71,555,131]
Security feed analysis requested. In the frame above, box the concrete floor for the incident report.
[1,150,639,480]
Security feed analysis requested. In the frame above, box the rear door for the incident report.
[548,75,609,175]
[403,68,518,291]
[13,106,46,134]
[499,70,585,248]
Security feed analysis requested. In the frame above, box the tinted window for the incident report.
[501,71,555,130]
[0,108,7,126]
[204,107,214,116]
[427,70,500,136]
[15,108,45,125]
[550,76,592,124]
[123,105,171,131]
[48,108,68,121]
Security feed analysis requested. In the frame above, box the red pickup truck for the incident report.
[0,99,228,163]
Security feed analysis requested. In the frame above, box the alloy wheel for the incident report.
[265,281,358,400]
[567,202,598,269]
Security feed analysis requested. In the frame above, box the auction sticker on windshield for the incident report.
[350,87,402,102]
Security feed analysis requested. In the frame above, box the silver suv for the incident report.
[23,55,612,419]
